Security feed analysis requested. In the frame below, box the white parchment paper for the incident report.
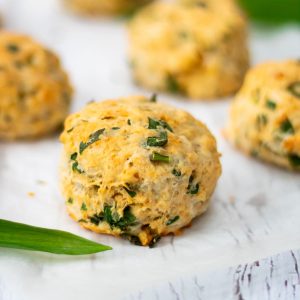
[0,1,299,299]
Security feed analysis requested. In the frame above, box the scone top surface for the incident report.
[227,60,300,171]
[60,96,221,246]
[63,0,153,16]
[128,0,249,99]
[0,32,72,140]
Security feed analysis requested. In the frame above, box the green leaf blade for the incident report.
[0,219,112,255]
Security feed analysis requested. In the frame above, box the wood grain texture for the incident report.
[124,249,300,300]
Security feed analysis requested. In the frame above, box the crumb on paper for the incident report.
[229,195,236,204]
[27,192,36,197]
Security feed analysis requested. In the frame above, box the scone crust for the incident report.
[0,32,73,140]
[128,0,249,100]
[226,60,300,171]
[60,96,221,245]
[64,0,153,16]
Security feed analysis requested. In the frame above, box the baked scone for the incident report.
[226,60,300,171]
[60,96,221,246]
[0,32,73,140]
[128,0,249,100]
[63,0,153,16]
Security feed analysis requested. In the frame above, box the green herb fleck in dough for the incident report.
[127,119,131,125]
[149,235,161,248]
[256,114,268,129]
[266,100,277,110]
[166,75,181,94]
[172,169,182,177]
[121,234,142,246]
[67,198,73,204]
[150,152,170,163]
[288,154,300,168]
[187,175,200,195]
[92,205,137,230]
[78,219,88,223]
[148,117,173,132]
[124,186,137,198]
[79,128,105,154]
[70,152,83,173]
[166,216,180,226]
[72,161,83,174]
[70,152,78,161]
[81,203,87,211]
[6,44,20,53]
[147,131,168,147]
[112,127,120,130]
[287,81,300,98]
[280,119,294,134]
[150,94,157,102]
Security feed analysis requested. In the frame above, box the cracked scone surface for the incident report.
[0,32,73,140]
[128,0,249,99]
[63,0,153,16]
[60,96,221,246]
[226,60,300,171]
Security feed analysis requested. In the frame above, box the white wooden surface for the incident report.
[124,249,300,300]
[0,1,300,300]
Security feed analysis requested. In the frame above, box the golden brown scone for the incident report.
[63,0,153,16]
[128,0,249,100]
[0,32,73,140]
[60,96,221,246]
[226,60,300,171]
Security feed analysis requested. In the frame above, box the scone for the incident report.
[63,0,153,16]
[128,0,249,100]
[60,95,221,246]
[0,32,73,140]
[226,60,300,171]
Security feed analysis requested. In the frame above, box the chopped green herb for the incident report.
[79,128,105,154]
[81,203,87,211]
[150,94,157,102]
[70,152,78,161]
[148,117,173,132]
[256,114,268,128]
[147,131,168,147]
[121,234,142,246]
[150,152,170,163]
[72,161,83,174]
[166,216,180,226]
[89,212,104,225]
[67,127,74,133]
[280,119,294,134]
[288,154,300,168]
[124,186,137,198]
[127,119,131,125]
[67,198,73,204]
[78,219,88,223]
[103,205,136,231]
[172,169,182,177]
[266,99,277,110]
[250,150,259,157]
[6,44,20,53]
[112,127,120,130]
[90,205,137,230]
[187,175,200,195]
[287,81,300,98]
[149,235,161,248]
[166,75,181,94]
